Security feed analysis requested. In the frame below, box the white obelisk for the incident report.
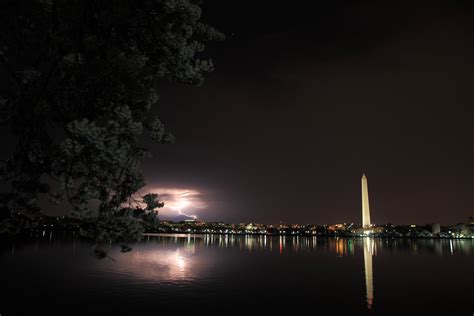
[361,173,371,228]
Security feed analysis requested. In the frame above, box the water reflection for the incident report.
[140,233,474,310]
[108,235,203,283]
[142,233,474,256]
[2,232,474,315]
[363,238,375,310]
[19,231,474,260]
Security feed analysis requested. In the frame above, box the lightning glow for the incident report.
[139,187,207,219]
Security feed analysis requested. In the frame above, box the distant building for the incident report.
[432,223,441,234]
[327,223,348,232]
[245,223,257,231]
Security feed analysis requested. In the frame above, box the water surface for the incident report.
[2,234,473,315]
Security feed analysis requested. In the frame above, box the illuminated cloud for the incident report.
[139,187,208,219]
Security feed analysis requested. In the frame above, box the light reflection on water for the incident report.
[116,234,473,310]
[2,233,474,315]
[364,238,375,310]
[140,233,474,256]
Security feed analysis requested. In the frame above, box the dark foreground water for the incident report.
[2,234,474,315]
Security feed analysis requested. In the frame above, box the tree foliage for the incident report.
[0,0,223,254]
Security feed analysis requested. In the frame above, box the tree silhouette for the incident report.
[0,0,223,255]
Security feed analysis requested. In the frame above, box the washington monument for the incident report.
[361,173,371,228]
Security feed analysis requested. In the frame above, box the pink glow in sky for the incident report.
[140,187,207,219]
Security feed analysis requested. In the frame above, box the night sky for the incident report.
[141,0,474,225]
[4,1,474,225]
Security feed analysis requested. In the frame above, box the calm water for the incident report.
[2,234,473,315]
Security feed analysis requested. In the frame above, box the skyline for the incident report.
[135,171,472,225]
[38,171,473,226]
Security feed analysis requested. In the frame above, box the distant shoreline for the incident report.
[5,215,473,240]
[142,232,474,239]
